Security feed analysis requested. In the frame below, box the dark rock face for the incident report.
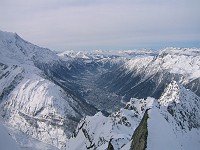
[0,63,24,102]
[130,109,149,150]
[185,77,200,97]
[107,140,114,150]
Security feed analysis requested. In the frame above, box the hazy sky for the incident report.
[0,0,200,51]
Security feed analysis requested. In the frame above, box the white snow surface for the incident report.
[0,115,59,150]
[4,75,76,117]
[148,106,200,150]
[147,81,200,150]
[0,117,20,150]
[147,105,183,150]
[7,124,59,150]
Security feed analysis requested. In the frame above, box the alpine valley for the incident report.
[0,30,199,150]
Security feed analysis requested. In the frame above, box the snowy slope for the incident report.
[0,117,20,150]
[147,104,183,150]
[1,75,82,148]
[147,105,199,150]
[147,81,200,150]
[0,30,97,149]
[158,80,200,130]
[0,116,59,150]
[66,81,200,150]
[0,31,67,148]
[66,97,154,150]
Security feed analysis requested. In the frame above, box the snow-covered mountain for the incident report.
[99,47,200,100]
[66,81,200,150]
[2,76,82,148]
[125,47,200,81]
[146,81,200,150]
[58,49,156,60]
[0,30,97,149]
[0,30,199,149]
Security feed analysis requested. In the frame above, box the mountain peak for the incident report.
[158,80,182,107]
[159,81,200,130]
[0,30,60,66]
[0,30,17,44]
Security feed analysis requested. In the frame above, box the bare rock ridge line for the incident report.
[130,109,149,150]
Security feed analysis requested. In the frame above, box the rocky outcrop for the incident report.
[130,109,149,150]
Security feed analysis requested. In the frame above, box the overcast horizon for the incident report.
[1,0,200,51]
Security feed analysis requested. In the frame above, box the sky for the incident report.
[0,0,200,51]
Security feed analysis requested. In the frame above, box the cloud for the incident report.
[0,0,200,51]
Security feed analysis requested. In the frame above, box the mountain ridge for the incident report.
[0,30,98,149]
[66,81,200,150]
